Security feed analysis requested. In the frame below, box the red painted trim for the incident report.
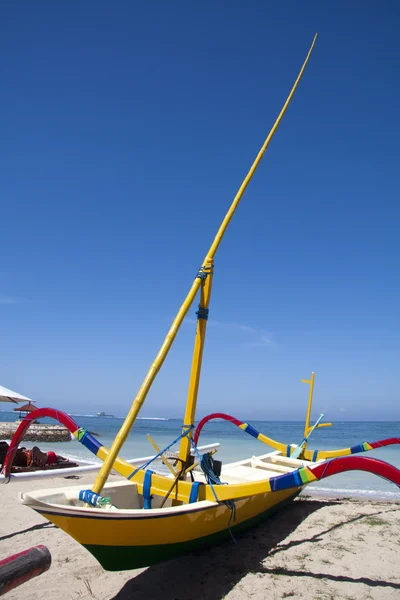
[0,545,51,595]
[310,456,400,487]
[1,408,79,478]
[193,413,244,445]
[0,545,47,567]
[369,437,400,449]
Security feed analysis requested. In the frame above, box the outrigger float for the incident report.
[3,35,400,571]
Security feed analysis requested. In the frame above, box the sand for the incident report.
[1,473,399,600]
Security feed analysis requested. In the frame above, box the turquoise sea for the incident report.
[1,411,399,500]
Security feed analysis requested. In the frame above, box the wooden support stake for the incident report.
[0,545,51,596]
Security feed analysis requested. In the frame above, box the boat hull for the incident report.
[32,488,300,571]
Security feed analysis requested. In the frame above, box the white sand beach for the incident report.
[1,473,400,600]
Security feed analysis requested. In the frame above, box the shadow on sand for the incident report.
[0,521,55,542]
[109,498,321,600]
[110,498,400,600]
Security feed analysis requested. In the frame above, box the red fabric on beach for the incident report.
[46,451,57,464]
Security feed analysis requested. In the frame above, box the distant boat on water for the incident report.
[97,412,114,418]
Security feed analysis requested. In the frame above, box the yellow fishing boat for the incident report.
[4,34,400,571]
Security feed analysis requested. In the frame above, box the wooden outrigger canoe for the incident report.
[17,443,400,572]
[16,412,400,571]
[19,453,305,571]
[4,34,400,571]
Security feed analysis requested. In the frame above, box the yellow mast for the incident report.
[91,34,318,495]
[301,372,332,451]
[177,258,214,473]
[302,372,315,437]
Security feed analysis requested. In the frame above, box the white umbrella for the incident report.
[0,384,35,404]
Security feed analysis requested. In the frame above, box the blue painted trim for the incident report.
[81,432,102,455]
[189,481,201,503]
[143,470,153,509]
[271,468,302,492]
[245,424,259,439]
[312,450,318,462]
[350,444,365,454]
[292,469,302,487]
[286,445,291,457]
[350,444,363,454]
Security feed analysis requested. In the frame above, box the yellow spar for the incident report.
[302,373,332,439]
[92,34,319,495]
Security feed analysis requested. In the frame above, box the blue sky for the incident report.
[1,1,399,421]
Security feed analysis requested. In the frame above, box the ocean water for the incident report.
[1,411,399,500]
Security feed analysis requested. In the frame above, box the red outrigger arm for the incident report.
[269,455,400,491]
[1,408,100,480]
[193,412,400,462]
[311,456,400,486]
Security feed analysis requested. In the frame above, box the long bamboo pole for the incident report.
[91,34,318,495]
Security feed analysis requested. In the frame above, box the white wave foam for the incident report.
[137,417,169,421]
[68,414,97,418]
[66,414,169,420]
[306,485,400,499]
[61,453,100,465]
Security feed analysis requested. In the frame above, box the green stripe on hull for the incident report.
[83,492,299,571]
